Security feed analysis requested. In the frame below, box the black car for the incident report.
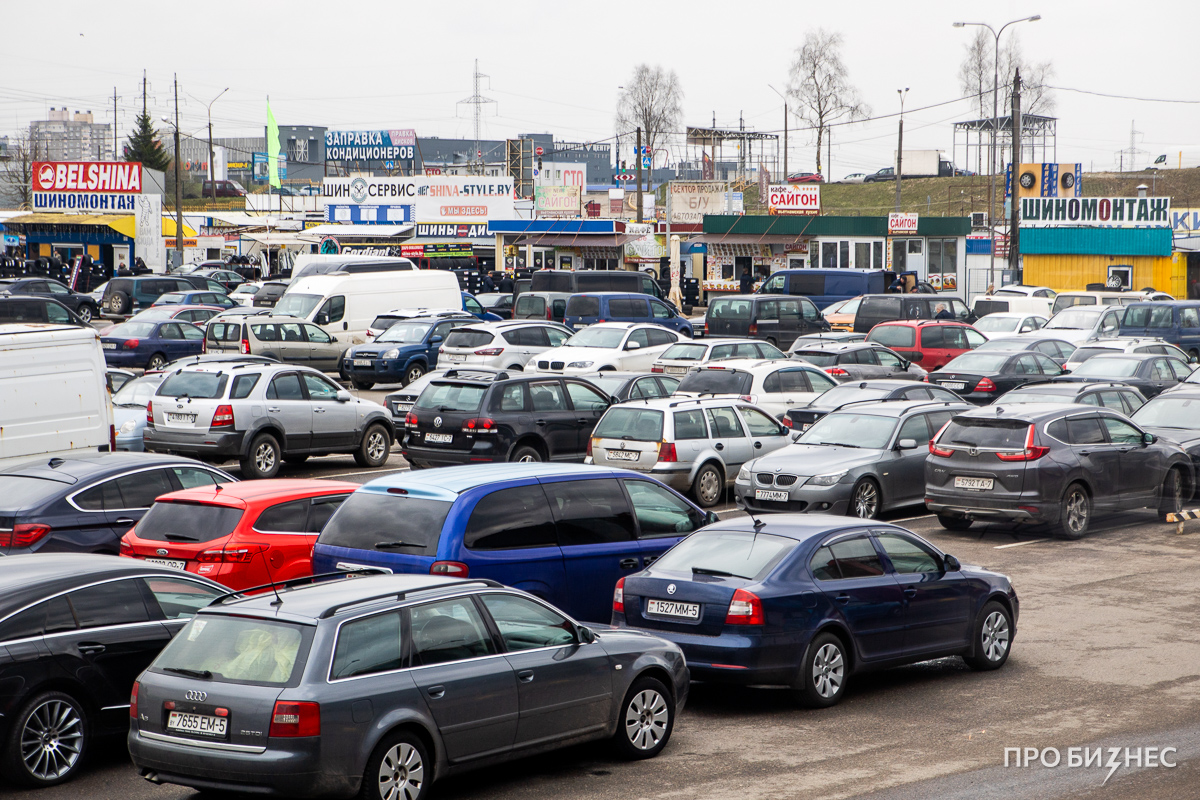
[252,280,289,308]
[972,336,1077,366]
[174,275,229,294]
[0,554,226,787]
[0,454,235,556]
[703,294,829,349]
[853,294,977,333]
[1132,389,1200,475]
[926,403,1193,538]
[476,292,515,319]
[996,381,1147,416]
[0,278,100,323]
[403,370,614,468]
[102,276,199,318]
[791,341,926,382]
[185,268,245,294]
[0,294,88,327]
[930,350,1064,404]
[1050,352,1192,399]
[577,370,682,402]
[786,378,962,431]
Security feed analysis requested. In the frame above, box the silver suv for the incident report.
[204,314,346,372]
[143,362,394,479]
[586,396,792,507]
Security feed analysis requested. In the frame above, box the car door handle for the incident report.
[715,443,724,451]
[576,417,589,424]
[426,685,446,699]
[517,670,535,683]
[115,518,135,526]
[267,406,281,413]
[904,587,918,597]
[754,441,762,449]
[535,419,547,426]
[77,643,106,655]
[619,558,640,569]
[1079,450,1092,456]
[834,594,851,604]
[314,407,326,413]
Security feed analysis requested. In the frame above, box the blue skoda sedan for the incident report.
[613,515,1018,706]
[100,320,206,370]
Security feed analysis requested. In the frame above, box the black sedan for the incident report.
[0,454,234,556]
[0,277,100,323]
[930,350,1064,404]
[0,294,88,327]
[187,268,246,293]
[972,335,1076,366]
[1132,389,1200,475]
[0,554,226,787]
[996,381,1147,416]
[786,378,962,431]
[476,292,515,319]
[791,341,927,382]
[1051,352,1192,399]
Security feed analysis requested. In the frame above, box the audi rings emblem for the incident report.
[667,584,677,595]
[184,690,208,702]
[434,416,443,427]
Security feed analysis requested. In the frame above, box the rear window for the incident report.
[708,298,751,320]
[134,501,244,543]
[661,343,707,361]
[676,369,753,395]
[1072,357,1142,378]
[370,315,402,331]
[940,418,1031,449]
[942,353,1012,373]
[515,296,547,315]
[317,491,449,555]
[792,350,838,366]
[867,325,916,348]
[444,330,494,349]
[594,408,664,441]
[565,296,600,317]
[651,531,796,582]
[0,476,70,509]
[157,371,230,399]
[812,384,891,406]
[415,382,487,412]
[154,616,309,687]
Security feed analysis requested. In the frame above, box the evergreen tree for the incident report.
[123,113,171,172]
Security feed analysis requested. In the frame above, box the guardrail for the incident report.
[1165,510,1200,535]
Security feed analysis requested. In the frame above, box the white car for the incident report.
[533,322,681,374]
[972,312,1047,336]
[228,281,263,307]
[992,285,1057,299]
[840,173,867,184]
[673,358,839,419]
[366,307,469,340]
[439,320,573,371]
[1030,306,1124,345]
[652,338,787,377]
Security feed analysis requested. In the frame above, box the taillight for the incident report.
[929,419,953,457]
[651,366,664,373]
[922,374,930,382]
[146,399,154,427]
[197,549,224,563]
[587,437,596,457]
[996,425,1050,461]
[223,544,268,563]
[976,377,997,392]
[240,338,250,355]
[270,701,321,737]
[0,523,51,548]
[462,417,497,434]
[546,308,553,320]
[748,323,758,335]
[119,536,134,557]
[110,423,117,451]
[130,681,139,719]
[781,417,794,428]
[405,412,417,427]
[430,561,469,577]
[613,576,625,613]
[210,404,235,429]
[658,441,678,462]
[825,367,849,376]
[725,589,764,625]
[474,347,504,356]
[703,322,709,335]
[201,338,207,353]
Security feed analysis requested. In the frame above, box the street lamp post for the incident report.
[895,88,909,213]
[953,15,1041,289]
[205,88,228,201]
[768,84,787,180]
[160,111,184,269]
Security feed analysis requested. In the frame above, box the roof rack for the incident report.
[442,369,510,381]
[318,578,504,619]
[208,568,390,606]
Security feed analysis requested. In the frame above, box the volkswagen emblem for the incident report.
[667,584,677,595]
[156,548,168,556]
[184,690,207,702]
[434,416,443,428]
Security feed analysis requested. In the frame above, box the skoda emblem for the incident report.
[156,548,168,556]
[434,416,443,428]
[667,584,677,595]
[349,177,368,204]
[184,690,207,702]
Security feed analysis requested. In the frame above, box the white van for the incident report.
[273,271,461,343]
[289,253,416,282]
[0,324,114,469]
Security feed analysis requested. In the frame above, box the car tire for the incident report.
[240,433,281,479]
[1,690,88,788]
[284,454,308,465]
[511,443,543,463]
[76,304,95,324]
[146,353,168,371]
[937,513,973,531]
[848,478,880,519]
[691,463,724,508]
[791,632,848,708]
[765,337,778,348]
[1159,467,1185,521]
[355,423,391,468]
[351,378,375,391]
[403,363,425,386]
[107,291,130,315]
[963,601,1013,671]
[1054,482,1091,539]
[357,729,429,800]
[612,676,675,760]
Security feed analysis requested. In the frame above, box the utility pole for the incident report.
[826,126,831,185]
[783,103,787,179]
[1009,69,1022,278]
[112,87,118,159]
[173,74,183,268]
[457,60,496,175]
[895,88,908,213]
[636,126,644,224]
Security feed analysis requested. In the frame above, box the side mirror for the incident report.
[331,336,338,343]
[897,438,919,450]
[430,334,443,344]
[901,359,911,369]
[609,395,621,405]
[1191,356,1198,365]
[577,625,597,644]
[791,431,804,442]
[944,554,961,571]
[314,313,329,325]
[625,340,642,350]
[336,390,352,403]
[705,511,720,526]
[1143,432,1156,445]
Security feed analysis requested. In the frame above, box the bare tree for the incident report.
[957,28,993,120]
[0,133,44,209]
[1000,36,1055,116]
[787,29,869,178]
[616,64,683,170]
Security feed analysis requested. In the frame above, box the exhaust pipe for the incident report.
[141,770,163,784]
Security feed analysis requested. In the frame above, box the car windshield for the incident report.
[415,382,486,412]
[157,371,230,399]
[1133,396,1200,429]
[661,343,708,361]
[272,293,322,317]
[565,327,626,348]
[108,321,159,338]
[1046,309,1102,330]
[973,316,1021,333]
[1071,356,1142,378]
[792,350,838,366]
[942,353,1013,373]
[154,616,307,686]
[318,491,449,555]
[798,412,896,449]
[134,501,244,543]
[112,376,162,407]
[594,408,664,441]
[377,322,432,344]
[651,531,796,582]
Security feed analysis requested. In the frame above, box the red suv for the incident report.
[864,320,986,371]
[119,479,357,590]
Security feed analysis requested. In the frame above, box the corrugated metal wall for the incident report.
[1024,254,1183,297]
[1020,227,1173,256]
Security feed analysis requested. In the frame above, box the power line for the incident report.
[1047,85,1200,104]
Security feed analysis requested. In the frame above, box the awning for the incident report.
[107,215,196,238]
[4,213,195,238]
[241,233,314,246]
[513,233,637,247]
[301,224,413,237]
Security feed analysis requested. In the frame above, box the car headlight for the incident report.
[382,348,400,359]
[808,471,848,486]
[567,361,593,369]
[120,419,138,434]
[737,464,752,482]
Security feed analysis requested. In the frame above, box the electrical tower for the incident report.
[458,60,496,175]
[1117,120,1146,172]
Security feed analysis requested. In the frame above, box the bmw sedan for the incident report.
[613,516,1018,706]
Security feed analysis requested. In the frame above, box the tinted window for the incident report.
[115,469,175,509]
[410,598,496,666]
[897,415,931,443]
[676,369,753,395]
[141,576,223,620]
[135,501,244,543]
[1065,416,1106,445]
[69,580,150,628]
[516,296,548,316]
[450,330,495,349]
[652,530,795,582]
[868,325,916,348]
[920,326,944,348]
[317,492,449,555]
[623,480,704,538]
[415,383,486,412]
[708,298,752,320]
[595,407,664,441]
[230,374,260,399]
[826,536,885,578]
[529,381,567,411]
[565,296,600,317]
[876,533,940,574]
[543,479,636,546]
[941,419,1030,449]
[0,596,77,641]
[609,298,650,318]
[158,372,229,399]
[73,479,124,511]
[672,409,708,440]
[646,328,676,347]
[480,594,576,651]
[331,612,402,679]
[255,500,309,533]
[809,546,840,580]
[464,485,557,550]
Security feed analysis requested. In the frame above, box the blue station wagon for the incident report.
[564,293,694,336]
[311,464,717,624]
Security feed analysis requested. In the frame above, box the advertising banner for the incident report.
[888,212,919,234]
[669,181,727,224]
[134,194,166,269]
[767,185,820,215]
[535,186,581,217]
[32,161,143,212]
[1020,196,1171,228]
[323,176,514,222]
[624,222,666,263]
[325,130,417,162]
[1007,162,1083,199]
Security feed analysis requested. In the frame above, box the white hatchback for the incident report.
[439,320,573,371]
[673,358,839,419]
[533,322,681,374]
[652,338,787,377]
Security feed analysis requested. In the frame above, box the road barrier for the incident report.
[1165,509,1200,535]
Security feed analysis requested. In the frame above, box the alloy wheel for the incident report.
[1065,489,1088,535]
[366,431,387,462]
[981,610,1010,662]
[78,306,93,323]
[624,689,669,751]
[147,355,166,370]
[852,481,878,518]
[20,699,83,781]
[255,442,277,473]
[377,742,424,800]
[812,642,844,699]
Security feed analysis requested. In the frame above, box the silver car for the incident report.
[204,314,347,372]
[586,396,792,507]
[440,320,572,371]
[735,399,969,518]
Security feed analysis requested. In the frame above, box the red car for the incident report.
[786,172,825,184]
[119,479,358,590]
[864,320,987,371]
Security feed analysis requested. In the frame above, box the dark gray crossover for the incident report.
[129,574,687,799]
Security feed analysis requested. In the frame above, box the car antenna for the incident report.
[744,508,766,531]
[254,548,285,606]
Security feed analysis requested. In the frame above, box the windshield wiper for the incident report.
[692,566,749,579]
[163,533,199,542]
[375,540,423,550]
[163,667,212,680]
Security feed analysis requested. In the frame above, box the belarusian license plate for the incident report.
[445,354,466,362]
[646,599,700,619]
[954,476,994,491]
[755,489,789,502]
[102,342,117,349]
[166,413,196,423]
[393,402,413,414]
[145,558,186,571]
[941,381,967,391]
[166,711,227,738]
[665,366,687,374]
[425,433,453,444]
[607,449,639,461]
[353,359,372,367]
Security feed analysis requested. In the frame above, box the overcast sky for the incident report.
[4,0,1197,176]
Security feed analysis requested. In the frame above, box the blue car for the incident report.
[151,290,238,309]
[613,515,1018,706]
[341,313,477,389]
[311,463,717,623]
[112,373,164,451]
[564,292,694,335]
[100,319,206,370]
[463,291,504,321]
